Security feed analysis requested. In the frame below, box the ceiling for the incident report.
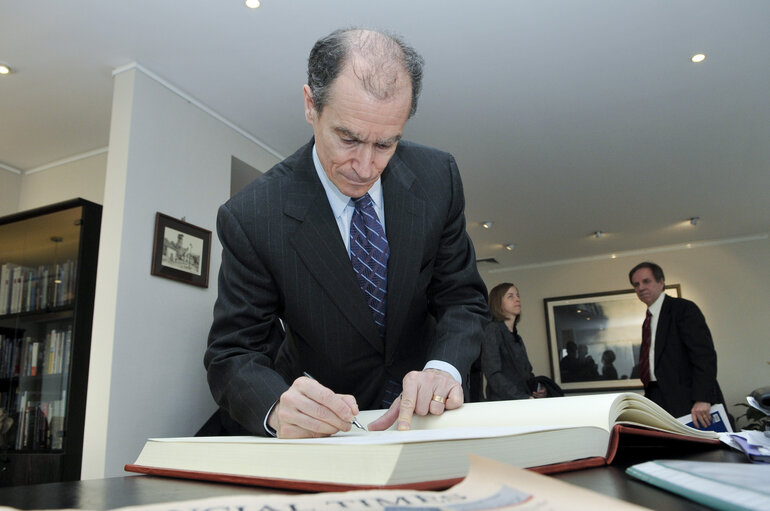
[2,1,768,269]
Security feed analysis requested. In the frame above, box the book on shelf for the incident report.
[0,263,16,314]
[0,259,77,315]
[13,388,67,450]
[126,392,720,491]
[1,327,72,451]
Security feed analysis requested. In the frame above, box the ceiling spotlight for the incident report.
[593,231,603,239]
[689,216,700,226]
[504,243,515,251]
[481,221,493,229]
[691,53,706,63]
[245,0,261,8]
[0,63,12,75]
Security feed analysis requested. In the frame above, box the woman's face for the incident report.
[500,286,521,319]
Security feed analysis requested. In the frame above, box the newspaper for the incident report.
[2,455,650,511]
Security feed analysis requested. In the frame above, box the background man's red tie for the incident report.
[639,309,652,386]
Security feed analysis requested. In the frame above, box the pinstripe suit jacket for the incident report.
[204,139,489,435]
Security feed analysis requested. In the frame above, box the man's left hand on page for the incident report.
[367,368,463,431]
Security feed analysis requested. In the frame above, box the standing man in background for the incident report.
[204,28,489,439]
[629,261,726,428]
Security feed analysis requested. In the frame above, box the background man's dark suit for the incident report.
[649,294,725,417]
[205,138,489,435]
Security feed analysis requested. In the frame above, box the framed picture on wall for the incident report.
[544,285,681,392]
[151,212,211,288]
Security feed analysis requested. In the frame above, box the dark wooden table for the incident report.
[0,445,747,510]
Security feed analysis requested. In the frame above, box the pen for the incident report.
[303,372,366,431]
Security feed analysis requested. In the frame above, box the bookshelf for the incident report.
[0,198,102,485]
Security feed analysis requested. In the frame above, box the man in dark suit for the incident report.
[204,28,489,438]
[629,262,725,428]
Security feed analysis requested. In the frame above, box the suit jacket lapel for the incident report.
[653,295,671,367]
[381,152,426,363]
[286,144,383,353]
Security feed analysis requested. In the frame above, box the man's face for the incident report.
[303,65,412,198]
[631,267,665,307]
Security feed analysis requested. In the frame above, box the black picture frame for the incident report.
[544,285,681,392]
[150,213,211,288]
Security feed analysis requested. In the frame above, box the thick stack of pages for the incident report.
[126,392,719,491]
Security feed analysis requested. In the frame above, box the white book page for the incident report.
[149,424,583,446]
[356,392,628,432]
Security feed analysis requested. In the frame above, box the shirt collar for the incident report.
[312,144,383,215]
[648,291,666,316]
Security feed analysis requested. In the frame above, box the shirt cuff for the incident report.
[264,401,278,437]
[424,360,462,385]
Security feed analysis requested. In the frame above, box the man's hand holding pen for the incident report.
[267,369,462,438]
[267,374,362,439]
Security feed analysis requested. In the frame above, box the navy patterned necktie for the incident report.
[349,193,389,337]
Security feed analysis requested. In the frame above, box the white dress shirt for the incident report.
[311,145,461,384]
[646,292,667,382]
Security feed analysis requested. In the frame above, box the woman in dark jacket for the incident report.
[481,282,547,400]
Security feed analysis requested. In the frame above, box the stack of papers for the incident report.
[722,431,770,463]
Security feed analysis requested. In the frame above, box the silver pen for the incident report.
[303,372,366,430]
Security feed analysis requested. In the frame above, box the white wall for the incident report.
[17,151,107,210]
[81,65,280,479]
[0,169,21,216]
[479,236,770,422]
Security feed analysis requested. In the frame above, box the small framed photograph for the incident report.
[544,285,680,392]
[151,213,211,288]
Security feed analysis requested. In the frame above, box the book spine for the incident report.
[15,392,27,449]
[0,264,11,314]
[62,327,72,377]
[30,341,39,377]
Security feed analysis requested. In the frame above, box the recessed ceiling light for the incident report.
[691,53,706,63]
[0,63,13,75]
[504,243,515,251]
[593,231,603,239]
[245,0,261,8]
[481,221,493,229]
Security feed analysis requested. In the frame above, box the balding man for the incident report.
[204,28,488,438]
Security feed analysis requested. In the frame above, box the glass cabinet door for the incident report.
[0,205,82,453]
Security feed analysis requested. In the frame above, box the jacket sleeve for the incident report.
[204,202,289,435]
[676,300,719,404]
[424,154,490,385]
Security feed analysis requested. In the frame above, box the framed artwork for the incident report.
[544,285,680,392]
[151,213,211,288]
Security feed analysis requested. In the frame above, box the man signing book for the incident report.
[203,28,489,438]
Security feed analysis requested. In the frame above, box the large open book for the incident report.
[125,393,719,491]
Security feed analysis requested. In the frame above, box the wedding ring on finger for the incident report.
[431,394,445,404]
